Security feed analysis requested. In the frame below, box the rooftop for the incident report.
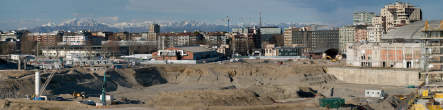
[177,46,213,53]
[382,20,442,40]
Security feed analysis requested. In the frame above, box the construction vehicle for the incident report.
[73,91,87,99]
[325,56,337,62]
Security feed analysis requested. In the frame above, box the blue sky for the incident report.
[1,0,442,30]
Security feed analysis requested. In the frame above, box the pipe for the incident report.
[35,71,40,98]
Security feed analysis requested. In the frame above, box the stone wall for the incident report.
[327,67,421,86]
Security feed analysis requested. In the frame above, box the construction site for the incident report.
[0,20,441,110]
[0,58,422,110]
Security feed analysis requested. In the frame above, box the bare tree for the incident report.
[103,41,120,57]
[20,36,36,55]
[273,34,284,47]
[128,40,136,55]
[0,42,16,54]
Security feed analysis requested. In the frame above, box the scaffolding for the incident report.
[420,21,443,82]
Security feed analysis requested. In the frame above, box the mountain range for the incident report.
[27,18,304,33]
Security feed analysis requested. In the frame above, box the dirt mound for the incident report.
[46,70,117,96]
[148,89,274,107]
[0,79,34,99]
[0,71,34,80]
[0,100,48,110]
[0,99,90,110]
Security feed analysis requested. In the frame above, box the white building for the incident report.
[353,11,376,25]
[62,34,88,45]
[367,24,385,42]
[346,42,421,69]
[339,26,356,54]
[42,49,98,58]
[264,44,277,56]
[0,31,17,41]
[365,89,384,98]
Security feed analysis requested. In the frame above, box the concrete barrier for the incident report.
[327,67,421,86]
[140,60,197,64]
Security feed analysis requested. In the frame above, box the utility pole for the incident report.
[17,57,21,70]
[226,16,230,32]
[101,69,107,106]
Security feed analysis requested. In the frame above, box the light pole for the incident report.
[101,70,107,106]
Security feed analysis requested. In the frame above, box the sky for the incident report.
[0,0,442,31]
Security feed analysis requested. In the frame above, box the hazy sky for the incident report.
[1,0,442,30]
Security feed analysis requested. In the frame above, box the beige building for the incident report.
[283,27,296,47]
[381,2,422,31]
[367,24,384,42]
[264,44,277,56]
[339,26,355,54]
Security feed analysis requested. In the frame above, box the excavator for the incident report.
[73,91,87,99]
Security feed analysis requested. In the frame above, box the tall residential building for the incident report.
[353,11,376,25]
[203,32,227,47]
[381,2,422,31]
[283,27,297,47]
[27,32,62,48]
[149,24,160,33]
[158,32,202,49]
[371,16,387,31]
[339,26,355,54]
[260,26,282,46]
[367,24,384,42]
[148,24,160,41]
[284,27,339,55]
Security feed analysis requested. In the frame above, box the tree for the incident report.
[103,41,120,57]
[20,36,36,55]
[274,35,284,47]
[128,40,137,55]
[0,42,16,55]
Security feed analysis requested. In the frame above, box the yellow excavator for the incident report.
[73,91,87,99]
[325,56,337,62]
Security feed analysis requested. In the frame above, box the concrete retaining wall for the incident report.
[140,60,197,64]
[327,67,421,86]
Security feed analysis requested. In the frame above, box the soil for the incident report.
[0,60,414,110]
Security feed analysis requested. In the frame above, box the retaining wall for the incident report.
[327,67,421,86]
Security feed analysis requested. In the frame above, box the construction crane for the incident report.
[101,69,107,105]
[34,70,57,100]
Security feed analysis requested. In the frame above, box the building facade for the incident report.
[339,26,355,54]
[283,27,299,47]
[0,31,17,41]
[353,11,376,25]
[381,2,422,31]
[367,24,385,42]
[27,32,62,48]
[354,26,368,42]
[61,32,90,46]
[152,46,218,61]
[203,32,227,47]
[260,27,282,46]
[158,32,202,49]
[346,42,421,68]
[285,27,339,55]
[264,44,303,56]
[346,20,443,69]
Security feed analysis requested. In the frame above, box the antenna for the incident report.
[259,11,262,28]
[226,16,230,32]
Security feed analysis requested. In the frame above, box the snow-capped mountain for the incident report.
[27,17,303,33]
